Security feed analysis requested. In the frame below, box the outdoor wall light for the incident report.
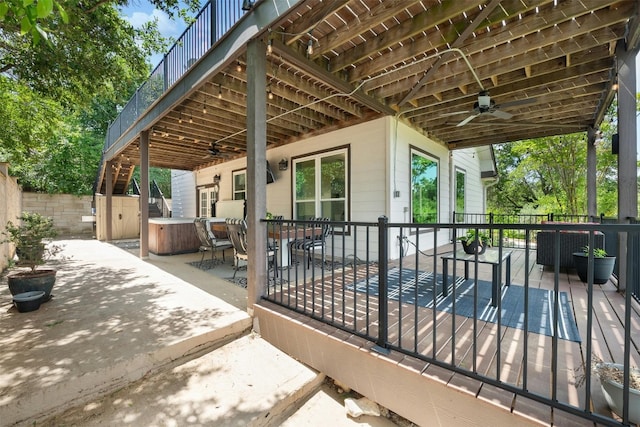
[213,174,221,184]
[278,158,288,171]
[242,0,254,11]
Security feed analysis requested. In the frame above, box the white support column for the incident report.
[246,38,268,314]
[586,127,597,220]
[615,42,638,292]
[140,130,150,259]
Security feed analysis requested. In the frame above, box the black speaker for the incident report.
[612,133,619,155]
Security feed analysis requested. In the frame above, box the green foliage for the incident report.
[487,98,632,217]
[412,152,438,222]
[582,246,608,258]
[2,212,60,273]
[457,229,490,245]
[0,1,200,195]
[488,131,618,216]
[132,167,172,198]
[0,0,68,45]
[0,76,106,194]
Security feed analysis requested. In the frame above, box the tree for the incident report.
[488,99,623,216]
[0,1,200,194]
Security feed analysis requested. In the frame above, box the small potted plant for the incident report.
[457,229,491,254]
[596,361,640,423]
[572,245,616,284]
[576,356,640,424]
[2,212,62,301]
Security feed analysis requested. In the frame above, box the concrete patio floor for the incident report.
[0,239,400,426]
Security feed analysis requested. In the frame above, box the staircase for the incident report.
[148,202,163,218]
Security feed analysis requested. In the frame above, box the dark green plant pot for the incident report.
[572,253,616,284]
[461,240,487,255]
[7,269,57,301]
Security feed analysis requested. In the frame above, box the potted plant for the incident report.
[2,212,61,301]
[457,229,490,254]
[575,356,640,423]
[572,245,616,284]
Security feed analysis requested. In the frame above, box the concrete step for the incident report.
[0,239,253,426]
[39,333,324,426]
[281,383,401,427]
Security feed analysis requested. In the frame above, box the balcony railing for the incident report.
[263,218,640,426]
[105,0,246,151]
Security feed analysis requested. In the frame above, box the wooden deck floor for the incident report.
[265,247,640,425]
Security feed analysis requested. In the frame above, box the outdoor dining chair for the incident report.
[290,217,331,268]
[226,218,278,279]
[193,218,233,268]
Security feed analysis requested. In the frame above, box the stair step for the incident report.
[40,334,323,426]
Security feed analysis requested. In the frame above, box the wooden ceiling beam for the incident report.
[313,1,424,58]
[330,0,487,73]
[378,25,619,104]
[272,39,395,115]
[397,0,503,107]
[263,60,362,119]
[224,61,359,120]
[202,79,329,129]
[281,0,350,46]
[349,0,549,83]
[352,0,628,88]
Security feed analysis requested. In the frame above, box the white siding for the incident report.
[451,148,484,215]
[386,118,453,258]
[173,116,489,260]
[170,170,196,218]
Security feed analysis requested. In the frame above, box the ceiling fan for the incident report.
[202,142,221,158]
[442,91,537,127]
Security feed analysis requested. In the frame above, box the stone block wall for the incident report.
[22,193,94,237]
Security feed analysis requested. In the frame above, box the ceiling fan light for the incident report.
[478,93,491,108]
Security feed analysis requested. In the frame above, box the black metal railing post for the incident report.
[374,215,390,354]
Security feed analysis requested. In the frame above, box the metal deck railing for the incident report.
[105,0,247,151]
[263,217,640,426]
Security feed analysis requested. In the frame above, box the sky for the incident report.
[120,2,190,68]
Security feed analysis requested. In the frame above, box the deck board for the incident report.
[265,247,640,423]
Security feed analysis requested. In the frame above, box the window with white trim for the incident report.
[293,148,348,222]
[455,169,466,214]
[411,148,438,223]
[233,170,246,200]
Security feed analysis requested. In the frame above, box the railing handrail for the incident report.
[263,218,640,426]
[104,0,249,151]
[97,1,248,194]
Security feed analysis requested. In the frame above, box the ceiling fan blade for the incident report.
[439,110,472,117]
[489,109,513,120]
[457,114,480,127]
[497,97,537,109]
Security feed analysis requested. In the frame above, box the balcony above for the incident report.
[98,0,639,194]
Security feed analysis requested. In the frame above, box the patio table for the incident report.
[441,249,512,307]
[268,226,322,267]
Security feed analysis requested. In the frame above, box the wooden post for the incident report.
[615,41,638,292]
[105,160,113,241]
[140,130,150,259]
[245,38,268,315]
[586,127,597,219]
